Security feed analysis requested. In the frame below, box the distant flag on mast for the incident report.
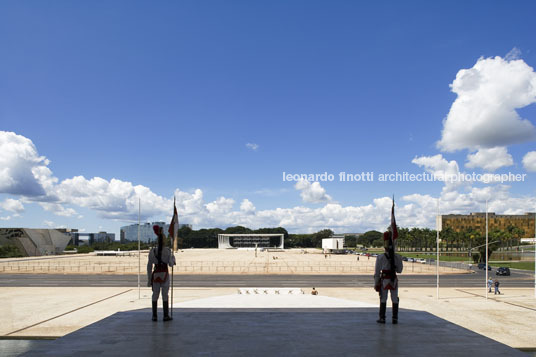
[169,197,179,250]
[391,196,398,240]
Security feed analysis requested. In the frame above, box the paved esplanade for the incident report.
[20,294,527,356]
[1,270,533,287]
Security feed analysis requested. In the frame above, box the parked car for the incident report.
[402,256,408,261]
[478,263,492,270]
[407,258,415,263]
[496,267,511,276]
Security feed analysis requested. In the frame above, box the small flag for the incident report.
[169,197,179,245]
[391,196,398,240]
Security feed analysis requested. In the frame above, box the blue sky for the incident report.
[1,1,536,236]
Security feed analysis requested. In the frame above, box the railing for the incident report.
[0,259,468,274]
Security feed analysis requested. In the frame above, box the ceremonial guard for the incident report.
[374,231,403,324]
[374,199,403,324]
[147,225,176,321]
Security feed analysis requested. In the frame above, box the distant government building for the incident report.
[438,212,535,237]
[120,222,192,243]
[0,228,71,256]
[217,233,284,249]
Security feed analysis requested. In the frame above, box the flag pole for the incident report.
[485,199,488,300]
[436,198,440,300]
[138,197,141,300]
[171,196,176,318]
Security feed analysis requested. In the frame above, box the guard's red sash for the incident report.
[380,269,397,290]
[152,262,169,284]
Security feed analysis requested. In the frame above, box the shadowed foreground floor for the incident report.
[21,308,526,356]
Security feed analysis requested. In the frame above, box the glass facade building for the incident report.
[120,222,192,243]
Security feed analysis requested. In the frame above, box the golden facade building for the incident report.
[438,212,536,237]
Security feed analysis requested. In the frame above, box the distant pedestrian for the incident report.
[311,287,318,295]
[357,256,360,261]
[494,280,501,295]
[487,278,493,293]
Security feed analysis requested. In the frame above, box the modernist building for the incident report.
[438,212,535,237]
[217,233,284,249]
[59,229,115,246]
[0,228,71,256]
[120,222,192,243]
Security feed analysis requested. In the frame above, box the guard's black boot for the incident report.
[392,303,399,324]
[152,301,157,321]
[376,303,386,324]
[163,301,173,321]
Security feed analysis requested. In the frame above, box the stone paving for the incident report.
[1,286,535,355]
[18,306,528,356]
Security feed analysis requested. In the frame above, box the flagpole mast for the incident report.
[485,199,488,300]
[138,197,141,300]
[436,198,440,300]
[170,196,176,318]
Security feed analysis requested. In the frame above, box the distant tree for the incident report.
[358,231,382,248]
[312,229,334,248]
[0,244,24,258]
[224,226,252,234]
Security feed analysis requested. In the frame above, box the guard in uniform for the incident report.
[147,225,176,321]
[374,231,403,324]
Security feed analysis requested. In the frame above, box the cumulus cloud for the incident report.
[2,131,534,233]
[522,151,536,172]
[437,56,536,152]
[0,198,24,213]
[240,199,256,214]
[0,131,57,196]
[43,220,55,227]
[246,143,259,151]
[206,197,235,215]
[295,179,332,203]
[465,147,513,171]
[411,154,466,192]
[39,202,77,217]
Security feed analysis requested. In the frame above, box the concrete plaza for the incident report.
[1,286,535,356]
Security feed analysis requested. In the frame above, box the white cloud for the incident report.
[240,199,256,214]
[0,198,24,213]
[295,179,332,203]
[0,131,57,196]
[2,131,534,233]
[465,147,513,171]
[206,197,235,215]
[1,216,12,221]
[505,47,521,61]
[522,151,536,172]
[412,154,460,177]
[411,154,466,192]
[437,56,536,152]
[39,202,77,217]
[43,220,55,227]
[246,143,259,151]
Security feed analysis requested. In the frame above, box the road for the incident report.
[0,268,533,287]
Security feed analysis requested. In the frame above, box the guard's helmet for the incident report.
[153,225,162,236]
[383,231,393,251]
